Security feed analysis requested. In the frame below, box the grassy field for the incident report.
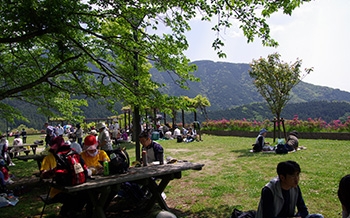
[2,134,349,217]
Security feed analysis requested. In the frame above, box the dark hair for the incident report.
[277,160,301,177]
[338,174,350,214]
[139,130,150,139]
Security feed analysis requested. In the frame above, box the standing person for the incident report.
[139,130,164,165]
[252,128,270,152]
[96,122,113,151]
[338,174,350,218]
[44,122,56,148]
[21,128,27,144]
[75,123,84,147]
[256,160,324,218]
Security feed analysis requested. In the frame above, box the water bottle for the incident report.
[142,149,148,166]
[103,158,109,176]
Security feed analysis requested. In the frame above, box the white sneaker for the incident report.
[161,192,167,200]
[9,162,15,166]
[5,179,14,184]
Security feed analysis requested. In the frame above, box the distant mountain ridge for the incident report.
[2,60,350,131]
[152,60,350,111]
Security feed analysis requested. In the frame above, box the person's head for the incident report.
[139,130,151,147]
[96,122,106,132]
[259,128,267,136]
[338,174,350,215]
[49,136,66,152]
[84,135,99,157]
[289,130,298,137]
[44,122,49,127]
[277,160,301,189]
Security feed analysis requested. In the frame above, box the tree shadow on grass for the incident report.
[106,203,238,218]
[231,148,258,158]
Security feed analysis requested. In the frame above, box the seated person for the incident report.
[185,127,197,143]
[80,135,110,175]
[253,128,271,152]
[67,136,82,154]
[256,160,323,218]
[139,130,164,165]
[0,136,15,166]
[10,135,23,157]
[40,136,87,217]
[0,157,14,193]
[338,174,350,218]
[285,130,299,151]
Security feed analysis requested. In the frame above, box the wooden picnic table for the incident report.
[52,161,204,218]
[8,143,43,156]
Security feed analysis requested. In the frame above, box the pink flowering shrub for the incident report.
[202,115,350,133]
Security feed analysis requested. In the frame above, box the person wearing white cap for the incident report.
[96,122,113,151]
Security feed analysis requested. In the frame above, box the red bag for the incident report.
[54,147,87,186]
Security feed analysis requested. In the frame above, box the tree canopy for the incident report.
[0,0,312,124]
[249,52,312,137]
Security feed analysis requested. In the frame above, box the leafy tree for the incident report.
[249,53,312,138]
[0,0,312,156]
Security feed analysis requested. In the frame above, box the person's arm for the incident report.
[261,186,276,218]
[295,186,309,218]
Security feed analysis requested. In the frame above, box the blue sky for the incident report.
[184,0,350,92]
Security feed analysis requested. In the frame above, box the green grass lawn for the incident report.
[2,134,349,217]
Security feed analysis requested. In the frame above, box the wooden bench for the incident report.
[8,144,40,157]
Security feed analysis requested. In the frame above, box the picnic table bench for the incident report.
[8,142,43,156]
[48,161,204,218]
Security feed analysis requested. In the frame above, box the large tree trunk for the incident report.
[133,106,141,161]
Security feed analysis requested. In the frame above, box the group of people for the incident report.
[252,128,300,153]
[40,121,164,217]
[160,124,199,143]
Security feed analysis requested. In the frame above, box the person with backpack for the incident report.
[80,135,110,175]
[256,160,324,218]
[40,136,88,217]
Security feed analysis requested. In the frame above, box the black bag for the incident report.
[177,135,183,143]
[108,148,130,174]
[231,208,256,218]
[275,143,288,154]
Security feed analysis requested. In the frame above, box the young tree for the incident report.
[249,53,312,138]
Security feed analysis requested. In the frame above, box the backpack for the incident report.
[108,147,130,174]
[54,147,87,186]
[177,135,183,143]
[275,143,288,154]
[231,208,256,218]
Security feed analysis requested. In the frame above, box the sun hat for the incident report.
[84,135,98,150]
[96,122,106,130]
[49,136,65,150]
[259,128,268,135]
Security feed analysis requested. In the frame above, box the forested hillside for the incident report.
[2,60,350,131]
